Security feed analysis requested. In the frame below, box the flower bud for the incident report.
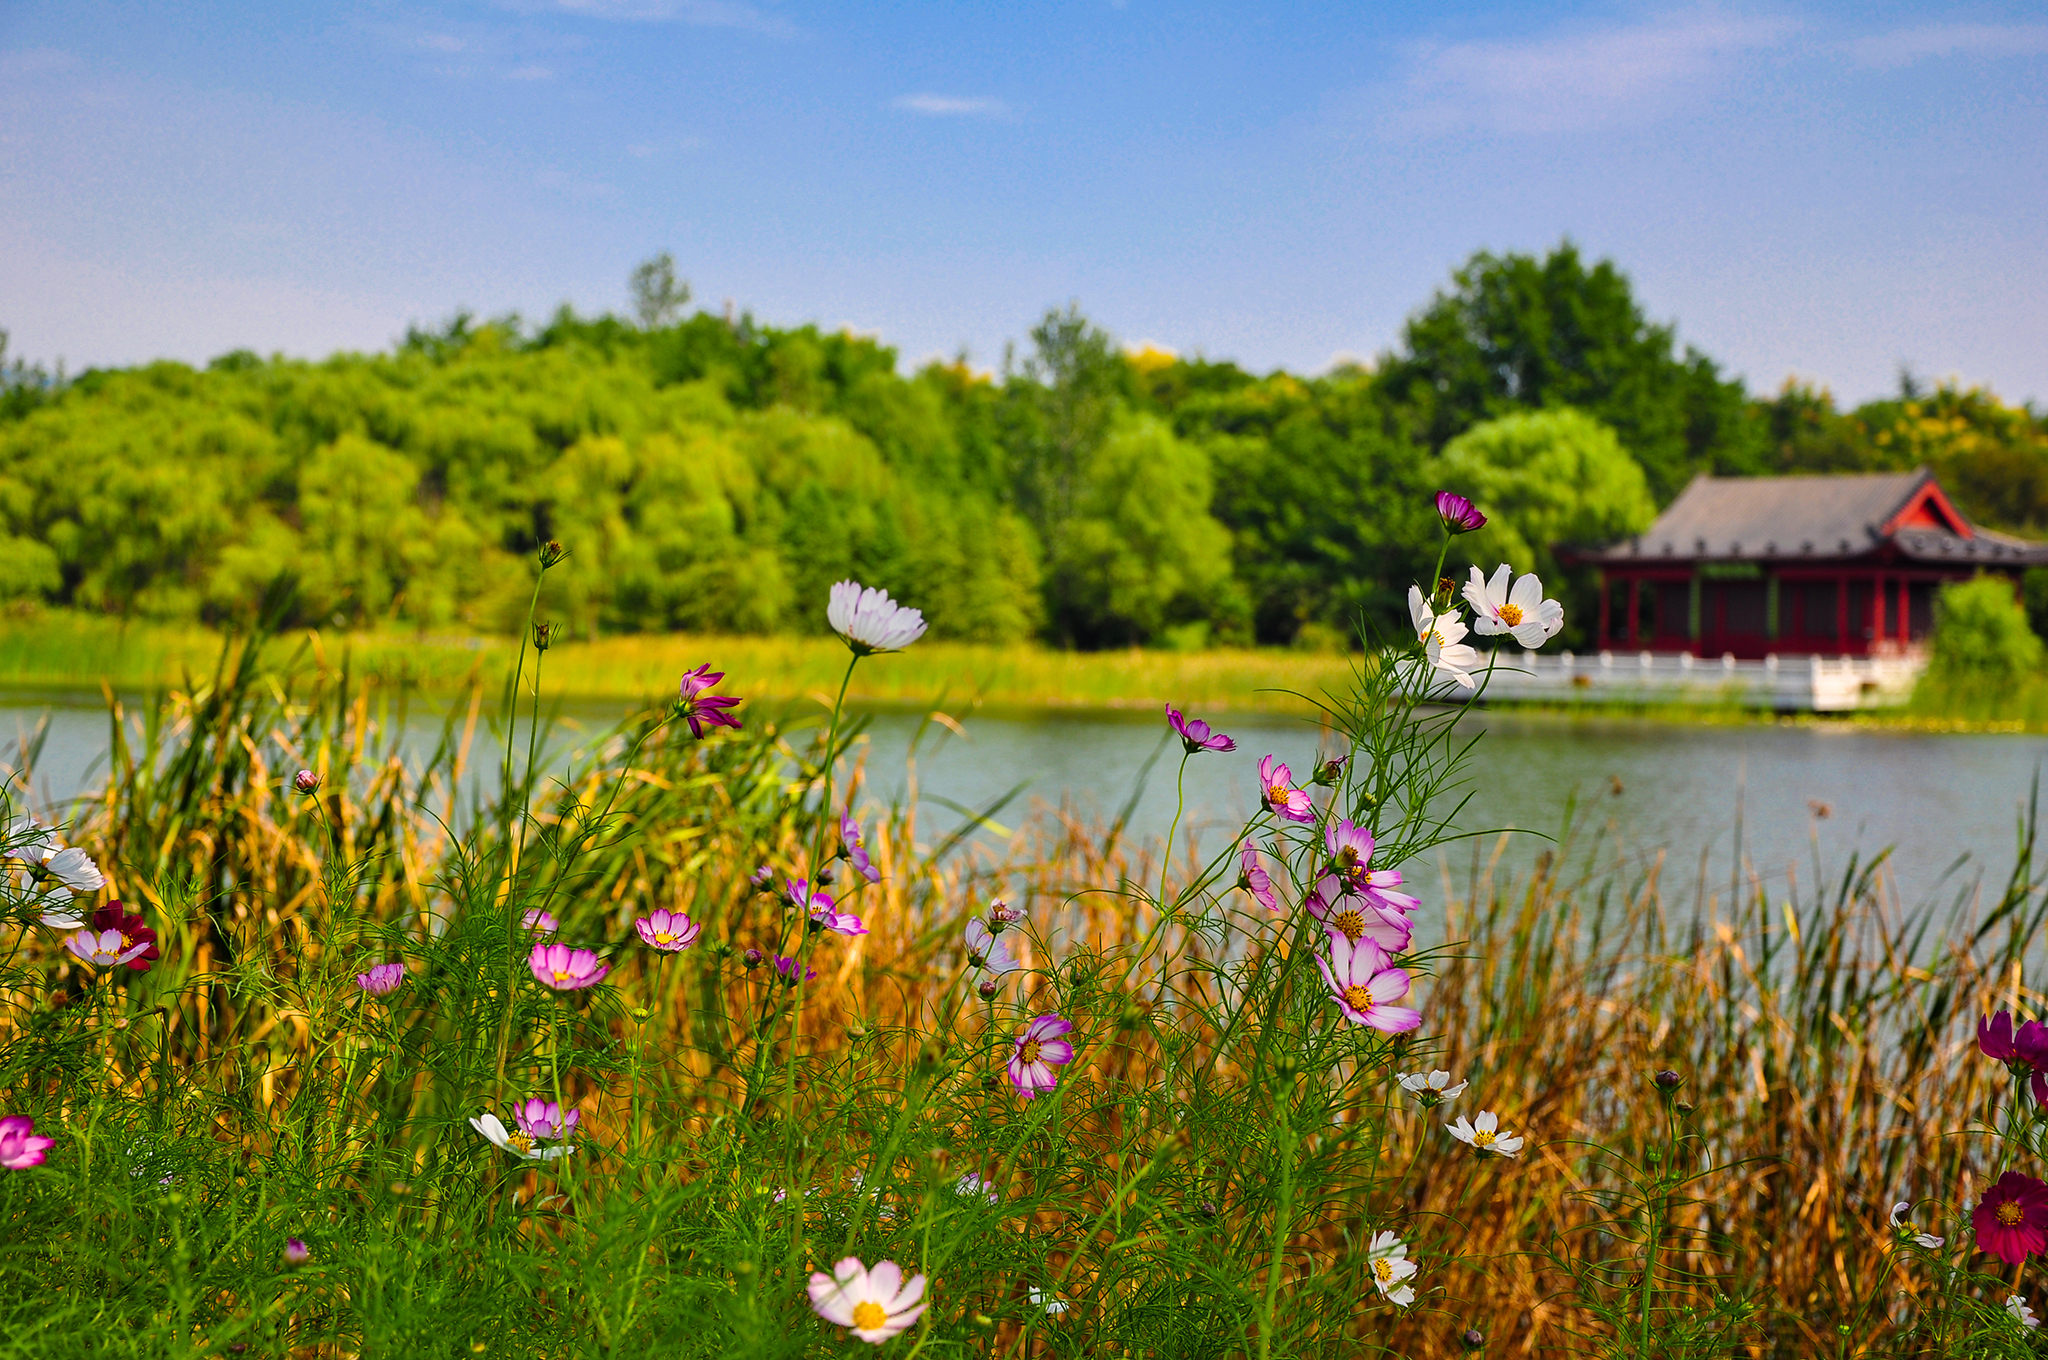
[293,769,321,794]
[532,620,553,652]
[749,865,774,892]
[283,1237,309,1265]
[976,978,998,1000]
[537,539,569,569]
[1654,1069,1683,1091]
[1461,1328,1486,1349]
[742,948,764,969]
[1312,757,1346,787]
[815,865,836,886]
[1435,490,1486,535]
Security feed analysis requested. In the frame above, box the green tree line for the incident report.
[2,245,2044,650]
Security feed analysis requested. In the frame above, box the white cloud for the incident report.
[1849,23,2048,70]
[891,93,1010,117]
[1386,12,1796,136]
[537,0,799,37]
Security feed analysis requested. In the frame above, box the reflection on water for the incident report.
[2,689,2041,920]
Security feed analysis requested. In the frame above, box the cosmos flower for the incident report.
[40,845,105,895]
[283,1238,310,1264]
[1980,1011,2048,1075]
[1435,491,1486,535]
[522,909,559,935]
[512,1098,580,1142]
[1306,876,1412,953]
[985,899,1024,933]
[1975,1172,2048,1266]
[1257,756,1315,823]
[1315,934,1422,1034]
[1446,1111,1525,1158]
[964,918,1017,973]
[1366,1230,1418,1307]
[0,1115,54,1170]
[1463,565,1565,650]
[355,962,405,996]
[1165,704,1234,754]
[527,941,610,991]
[635,909,703,952]
[827,581,928,656]
[675,664,743,739]
[2009,1296,2040,1330]
[749,865,776,892]
[470,1111,574,1161]
[88,903,160,973]
[773,955,818,986]
[64,927,150,970]
[6,817,55,858]
[954,1172,999,1205]
[807,1256,929,1344]
[790,879,866,936]
[1407,586,1482,690]
[1027,1286,1068,1316]
[839,813,882,885]
[1397,1070,1469,1108]
[1888,1201,1944,1250]
[1237,841,1277,913]
[1008,1013,1076,1100]
[294,769,322,794]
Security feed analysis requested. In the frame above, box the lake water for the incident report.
[4,690,2042,920]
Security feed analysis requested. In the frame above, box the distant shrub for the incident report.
[1928,574,2043,683]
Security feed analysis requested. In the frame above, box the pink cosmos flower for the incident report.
[635,909,703,952]
[522,909,559,935]
[293,769,322,794]
[355,962,405,996]
[676,664,743,739]
[790,878,867,936]
[964,918,1017,973]
[1435,490,1486,534]
[90,903,160,973]
[1165,704,1234,755]
[749,865,776,892]
[0,1115,54,1170]
[773,955,818,986]
[1237,841,1277,912]
[1306,877,1413,953]
[513,1098,580,1142]
[1321,820,1417,915]
[283,1238,310,1264]
[808,1256,929,1343]
[527,941,610,991]
[1008,1013,1076,1099]
[839,813,882,885]
[1257,756,1315,823]
[1316,934,1422,1034]
[985,899,1024,933]
[64,928,151,969]
[1975,1171,2048,1265]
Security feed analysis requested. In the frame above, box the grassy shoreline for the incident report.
[13,610,2048,731]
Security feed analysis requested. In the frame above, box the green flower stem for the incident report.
[1256,1101,1298,1360]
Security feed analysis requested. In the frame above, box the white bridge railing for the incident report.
[1460,650,1924,711]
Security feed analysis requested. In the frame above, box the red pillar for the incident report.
[1599,576,1611,647]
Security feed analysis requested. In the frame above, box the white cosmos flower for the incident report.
[954,1171,999,1205]
[827,580,928,655]
[1397,1070,1469,1107]
[1463,564,1565,649]
[2009,1295,2040,1329]
[807,1256,929,1343]
[964,919,1017,973]
[1447,1110,1525,1158]
[1366,1230,1417,1308]
[39,908,87,930]
[1888,1200,1944,1250]
[6,817,56,858]
[469,1111,574,1161]
[40,845,105,894]
[1406,586,1481,690]
[1027,1285,1068,1316]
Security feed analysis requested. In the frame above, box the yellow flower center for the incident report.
[1333,848,1360,872]
[1418,627,1438,646]
[1498,603,1524,626]
[1373,1259,1394,1281]
[1331,909,1365,942]
[852,1300,887,1331]
[1473,1128,1496,1147]
[507,1132,533,1155]
[1341,984,1374,1012]
[1019,1039,1044,1065]
[2000,1201,2026,1226]
[552,969,573,984]
[1268,783,1289,802]
[654,931,676,946]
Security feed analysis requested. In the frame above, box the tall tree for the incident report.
[629,252,691,331]
[1376,243,1759,501]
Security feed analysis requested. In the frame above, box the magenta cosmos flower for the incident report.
[790,878,867,936]
[1237,841,1277,912]
[808,1256,929,1343]
[1008,1014,1076,1099]
[522,908,559,935]
[1321,820,1418,915]
[513,1098,580,1141]
[676,664,743,739]
[1435,490,1486,535]
[1316,935,1422,1034]
[355,962,405,996]
[773,955,818,986]
[1258,756,1315,823]
[1981,1011,2048,1075]
[0,1115,54,1170]
[635,909,703,952]
[64,927,151,970]
[527,941,609,991]
[839,813,882,885]
[1976,1171,2048,1265]
[283,1238,310,1265]
[1306,876,1413,953]
[1165,704,1234,755]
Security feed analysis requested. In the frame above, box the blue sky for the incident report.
[2,2,2044,404]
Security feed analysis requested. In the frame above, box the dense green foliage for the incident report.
[3,247,2045,650]
[1928,575,2045,685]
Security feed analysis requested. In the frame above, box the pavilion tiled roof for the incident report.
[1582,468,2048,567]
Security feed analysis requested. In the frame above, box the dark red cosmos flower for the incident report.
[89,902,159,974]
[1980,1011,2048,1074]
[675,664,742,739]
[1976,1171,2048,1265]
